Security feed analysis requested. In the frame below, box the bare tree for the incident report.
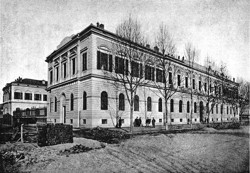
[236,78,249,121]
[150,23,180,128]
[185,42,199,127]
[104,16,149,133]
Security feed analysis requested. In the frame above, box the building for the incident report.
[2,77,48,119]
[46,23,239,128]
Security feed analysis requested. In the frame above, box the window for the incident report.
[43,94,47,101]
[102,119,107,124]
[221,105,223,114]
[195,118,197,122]
[82,119,86,124]
[56,66,59,81]
[179,100,183,113]
[206,103,209,113]
[230,107,232,114]
[25,93,32,100]
[194,102,197,113]
[180,118,183,122]
[50,98,52,112]
[54,97,57,112]
[159,119,162,123]
[227,106,229,114]
[34,94,41,101]
[211,104,214,114]
[193,79,195,89]
[204,83,207,92]
[97,51,112,72]
[50,70,53,84]
[169,72,172,85]
[187,101,190,113]
[177,74,181,86]
[147,97,152,112]
[170,99,174,112]
[185,77,188,88]
[72,58,76,75]
[134,95,139,111]
[83,92,87,110]
[171,119,174,122]
[63,63,67,78]
[115,56,127,75]
[145,65,154,81]
[101,91,108,110]
[216,104,218,114]
[158,98,162,112]
[54,119,56,123]
[70,119,73,124]
[82,52,87,71]
[156,69,164,83]
[199,81,201,91]
[132,61,140,78]
[119,93,125,111]
[70,93,74,111]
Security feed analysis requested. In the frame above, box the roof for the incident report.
[3,77,47,91]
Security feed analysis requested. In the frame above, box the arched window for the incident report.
[134,95,139,111]
[179,100,182,113]
[221,104,223,114]
[83,92,87,110]
[194,102,197,113]
[158,98,162,112]
[119,93,125,111]
[216,104,218,114]
[55,97,57,112]
[147,97,152,111]
[170,99,174,112]
[70,93,74,111]
[101,91,108,110]
[187,101,190,113]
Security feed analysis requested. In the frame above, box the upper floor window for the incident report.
[204,83,207,92]
[43,94,47,101]
[83,92,87,110]
[158,98,162,112]
[134,95,139,111]
[156,69,164,83]
[227,106,229,114]
[70,93,74,111]
[192,79,195,89]
[145,65,154,81]
[50,70,53,84]
[72,58,76,75]
[101,91,108,110]
[119,93,125,111]
[177,74,181,86]
[132,61,141,78]
[169,72,172,85]
[170,99,174,112]
[221,104,223,114]
[63,63,67,79]
[199,81,201,91]
[115,56,128,75]
[55,97,57,112]
[14,91,23,100]
[185,77,188,88]
[82,52,87,71]
[34,94,41,101]
[216,104,218,114]
[179,100,183,113]
[25,92,32,100]
[187,101,190,113]
[147,97,152,112]
[56,66,59,82]
[194,102,197,113]
[97,51,112,72]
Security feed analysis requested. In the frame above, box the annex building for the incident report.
[46,23,239,128]
[2,77,48,116]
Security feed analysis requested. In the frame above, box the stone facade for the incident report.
[46,24,239,128]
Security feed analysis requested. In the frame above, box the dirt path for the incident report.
[34,128,249,173]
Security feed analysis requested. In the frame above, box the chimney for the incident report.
[146,44,150,49]
[154,46,159,52]
[96,22,99,27]
[99,24,104,29]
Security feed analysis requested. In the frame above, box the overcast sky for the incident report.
[0,0,249,101]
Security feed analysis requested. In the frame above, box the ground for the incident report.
[1,126,249,173]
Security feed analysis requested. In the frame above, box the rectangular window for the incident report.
[115,56,125,74]
[56,66,59,82]
[199,81,201,91]
[34,94,41,101]
[54,119,56,123]
[50,70,53,84]
[25,93,32,100]
[180,118,182,122]
[204,83,207,92]
[63,63,67,78]
[171,119,174,122]
[145,65,154,81]
[14,92,23,99]
[156,69,163,83]
[185,77,188,88]
[82,119,86,124]
[43,94,47,101]
[193,79,195,89]
[70,119,73,124]
[97,51,112,72]
[72,58,76,75]
[102,119,107,124]
[159,119,162,123]
[132,61,140,77]
[177,75,181,86]
[169,72,172,85]
[82,52,87,71]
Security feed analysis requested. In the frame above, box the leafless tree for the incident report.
[236,78,249,121]
[185,42,199,127]
[105,16,150,133]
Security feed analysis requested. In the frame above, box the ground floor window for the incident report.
[102,119,107,124]
[82,119,86,124]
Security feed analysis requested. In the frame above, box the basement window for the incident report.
[102,119,107,124]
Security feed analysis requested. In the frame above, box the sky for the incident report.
[0,0,249,101]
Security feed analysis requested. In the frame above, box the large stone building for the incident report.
[46,23,239,128]
[2,77,48,116]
